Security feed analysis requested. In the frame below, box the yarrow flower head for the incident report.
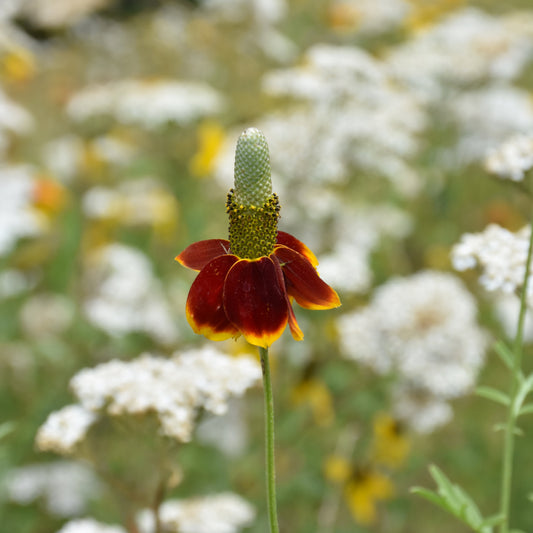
[176,127,340,347]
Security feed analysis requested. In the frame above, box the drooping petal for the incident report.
[273,245,341,310]
[175,239,231,271]
[223,257,289,348]
[271,254,304,341]
[276,231,319,267]
[186,255,239,340]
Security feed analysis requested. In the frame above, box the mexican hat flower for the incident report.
[176,127,340,348]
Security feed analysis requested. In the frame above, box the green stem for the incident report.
[499,215,533,533]
[259,346,280,533]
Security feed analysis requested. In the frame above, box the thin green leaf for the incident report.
[480,514,505,527]
[411,487,453,515]
[0,421,15,442]
[513,373,533,417]
[418,466,492,533]
[429,465,461,511]
[518,403,533,416]
[493,340,515,371]
[492,423,523,436]
[475,386,511,406]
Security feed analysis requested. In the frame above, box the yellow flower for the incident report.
[32,176,68,215]
[326,3,362,33]
[371,412,410,470]
[1,48,36,83]
[291,377,335,426]
[323,454,351,484]
[189,121,226,177]
[404,0,465,33]
[344,468,394,525]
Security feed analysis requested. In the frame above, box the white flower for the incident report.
[327,0,409,36]
[451,224,530,295]
[392,385,453,434]
[20,293,74,338]
[82,178,178,229]
[485,133,533,181]
[250,44,426,197]
[138,493,255,533]
[56,518,126,533]
[36,405,97,455]
[18,0,112,29]
[0,165,44,257]
[6,461,99,517]
[387,8,533,98]
[448,87,533,165]
[67,80,223,129]
[493,293,533,342]
[83,244,178,344]
[339,271,487,399]
[68,347,261,442]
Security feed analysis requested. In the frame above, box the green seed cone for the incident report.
[233,128,272,207]
[227,128,280,259]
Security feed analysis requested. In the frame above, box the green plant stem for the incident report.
[499,214,533,533]
[259,346,280,533]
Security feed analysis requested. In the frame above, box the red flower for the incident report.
[176,230,341,348]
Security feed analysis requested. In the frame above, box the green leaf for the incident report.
[492,423,523,436]
[493,340,515,371]
[475,386,511,406]
[480,514,505,527]
[410,487,454,514]
[0,421,15,442]
[518,403,533,416]
[413,465,493,533]
[513,373,533,417]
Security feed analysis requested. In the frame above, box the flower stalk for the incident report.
[498,210,533,533]
[259,346,280,533]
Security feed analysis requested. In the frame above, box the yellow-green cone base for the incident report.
[226,189,280,259]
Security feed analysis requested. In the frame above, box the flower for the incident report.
[484,133,533,181]
[6,461,99,517]
[138,493,255,533]
[176,128,340,348]
[344,467,394,525]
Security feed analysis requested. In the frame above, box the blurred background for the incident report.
[1,0,533,531]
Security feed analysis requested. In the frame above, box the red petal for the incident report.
[276,231,319,267]
[271,255,304,341]
[223,257,289,348]
[186,255,240,341]
[273,246,341,310]
[176,239,231,271]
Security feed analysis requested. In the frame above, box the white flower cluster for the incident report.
[36,405,97,456]
[485,133,533,181]
[258,44,426,196]
[82,178,178,228]
[452,224,530,294]
[42,134,136,183]
[328,0,409,36]
[6,461,99,517]
[0,165,44,257]
[0,89,33,155]
[338,271,487,432]
[448,87,533,165]
[387,8,533,98]
[67,80,223,129]
[56,518,126,533]
[17,0,111,30]
[83,244,178,344]
[37,347,261,453]
[139,493,255,533]
[318,205,413,294]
